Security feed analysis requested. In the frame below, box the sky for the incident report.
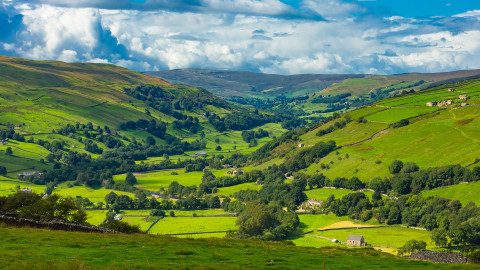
[1,0,480,75]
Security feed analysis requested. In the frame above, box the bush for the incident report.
[150,209,166,217]
[101,220,142,234]
[169,211,175,217]
[389,160,404,174]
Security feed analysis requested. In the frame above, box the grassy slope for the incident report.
[0,227,476,269]
[296,79,480,181]
[422,181,480,206]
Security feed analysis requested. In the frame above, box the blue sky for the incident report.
[1,0,480,74]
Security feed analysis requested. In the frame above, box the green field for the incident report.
[304,188,373,201]
[53,182,134,203]
[1,227,473,269]
[299,86,480,181]
[297,214,350,233]
[216,182,262,196]
[0,179,45,196]
[114,169,229,192]
[315,227,433,249]
[422,181,480,206]
[149,216,238,235]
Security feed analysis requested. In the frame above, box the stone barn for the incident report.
[347,235,366,247]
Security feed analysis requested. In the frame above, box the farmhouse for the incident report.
[448,88,456,92]
[459,95,470,100]
[298,143,305,148]
[347,235,367,247]
[426,101,437,107]
[20,188,33,193]
[0,140,6,145]
[17,171,42,179]
[461,102,468,107]
[256,180,264,185]
[436,100,454,107]
[193,151,207,158]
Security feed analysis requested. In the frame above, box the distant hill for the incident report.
[145,68,366,99]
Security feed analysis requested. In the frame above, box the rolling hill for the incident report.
[248,77,480,182]
[145,68,365,99]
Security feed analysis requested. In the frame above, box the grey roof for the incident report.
[347,235,364,241]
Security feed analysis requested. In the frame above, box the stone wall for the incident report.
[0,213,118,234]
[409,251,468,264]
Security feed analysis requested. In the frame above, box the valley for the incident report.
[2,56,480,268]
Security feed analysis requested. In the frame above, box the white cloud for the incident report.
[2,0,480,74]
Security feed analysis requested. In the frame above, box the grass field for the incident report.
[304,188,373,201]
[53,182,134,203]
[422,181,480,206]
[315,227,433,249]
[1,227,473,269]
[121,209,227,216]
[149,216,238,235]
[296,214,350,233]
[0,179,45,196]
[85,210,108,226]
[114,169,229,192]
[216,182,262,197]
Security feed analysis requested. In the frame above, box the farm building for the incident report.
[448,88,456,92]
[426,101,437,107]
[347,235,367,247]
[17,171,42,179]
[461,103,468,107]
[21,188,33,193]
[0,140,6,145]
[459,95,470,100]
[298,143,305,148]
[193,151,207,158]
[256,180,264,185]
[436,100,454,107]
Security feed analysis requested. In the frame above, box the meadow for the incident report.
[114,169,229,192]
[304,188,373,202]
[148,216,238,235]
[216,182,262,196]
[422,181,480,206]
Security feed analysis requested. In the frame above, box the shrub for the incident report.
[101,220,142,234]
[150,209,166,217]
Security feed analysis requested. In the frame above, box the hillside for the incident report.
[0,226,476,269]
[145,68,365,99]
[248,77,480,182]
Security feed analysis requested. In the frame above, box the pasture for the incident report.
[148,216,238,235]
[304,188,373,202]
[422,181,480,206]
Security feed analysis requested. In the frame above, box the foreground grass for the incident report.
[0,227,477,269]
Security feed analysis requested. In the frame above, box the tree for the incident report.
[0,166,6,175]
[169,211,175,217]
[215,145,222,151]
[372,190,382,201]
[125,172,137,185]
[150,209,166,217]
[44,182,55,195]
[431,228,448,247]
[105,191,118,205]
[346,177,364,190]
[5,147,12,156]
[389,160,404,174]
[146,136,156,146]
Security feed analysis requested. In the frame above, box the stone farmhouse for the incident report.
[298,143,304,148]
[192,151,207,158]
[17,171,42,179]
[347,235,367,247]
[448,88,456,92]
[426,101,437,107]
[459,95,470,100]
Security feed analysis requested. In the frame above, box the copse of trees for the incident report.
[229,201,300,241]
[0,192,87,224]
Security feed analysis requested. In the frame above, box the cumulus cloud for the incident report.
[1,0,480,74]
